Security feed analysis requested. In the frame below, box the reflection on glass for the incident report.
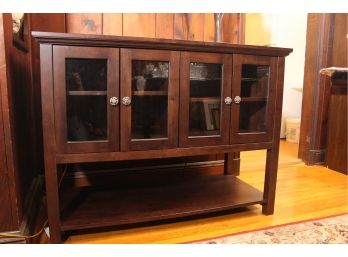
[131,60,169,139]
[239,102,267,133]
[65,58,108,142]
[241,65,269,97]
[189,63,222,137]
[67,95,107,141]
[66,58,107,91]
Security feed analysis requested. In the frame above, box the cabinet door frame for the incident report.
[53,46,119,153]
[230,54,278,143]
[120,48,180,151]
[179,52,232,147]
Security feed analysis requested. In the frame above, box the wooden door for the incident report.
[179,52,232,147]
[230,54,277,143]
[53,46,119,153]
[120,49,180,151]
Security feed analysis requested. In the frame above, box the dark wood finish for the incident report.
[262,57,285,214]
[56,142,273,164]
[32,32,292,57]
[179,52,232,147]
[224,152,240,176]
[60,175,263,231]
[325,70,347,174]
[40,44,62,243]
[33,32,291,243]
[120,49,180,151]
[231,54,278,144]
[53,46,119,154]
[299,14,347,165]
[0,13,66,243]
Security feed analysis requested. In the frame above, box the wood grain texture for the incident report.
[299,14,346,165]
[123,14,156,38]
[174,14,204,41]
[102,14,122,36]
[62,141,348,244]
[222,14,242,44]
[66,14,102,34]
[203,13,215,42]
[155,14,174,39]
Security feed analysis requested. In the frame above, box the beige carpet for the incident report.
[191,213,348,244]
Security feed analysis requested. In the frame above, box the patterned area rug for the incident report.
[193,213,348,244]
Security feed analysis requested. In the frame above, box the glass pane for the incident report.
[67,95,107,141]
[241,65,270,97]
[239,101,267,133]
[66,58,108,142]
[66,58,107,91]
[131,60,169,140]
[189,63,222,137]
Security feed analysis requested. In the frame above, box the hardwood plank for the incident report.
[173,14,188,40]
[204,13,215,42]
[155,14,174,39]
[123,14,156,38]
[102,13,122,36]
[187,14,204,41]
[222,13,242,44]
[174,14,204,41]
[66,14,102,34]
[60,176,263,231]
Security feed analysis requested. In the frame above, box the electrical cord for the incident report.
[0,164,68,239]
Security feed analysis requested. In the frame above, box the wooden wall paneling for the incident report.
[155,14,174,39]
[222,14,244,44]
[123,14,156,38]
[66,13,102,34]
[204,13,215,42]
[174,14,188,40]
[0,14,20,231]
[331,14,347,67]
[0,67,16,232]
[174,14,204,41]
[102,13,122,36]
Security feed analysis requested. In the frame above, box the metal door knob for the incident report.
[109,97,119,106]
[122,96,131,106]
[224,97,232,105]
[234,96,242,104]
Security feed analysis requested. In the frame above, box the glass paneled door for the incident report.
[230,54,277,143]
[53,46,119,153]
[120,49,180,151]
[179,52,232,147]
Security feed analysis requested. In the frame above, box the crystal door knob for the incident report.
[109,97,119,106]
[122,96,131,106]
[234,96,242,104]
[224,97,232,105]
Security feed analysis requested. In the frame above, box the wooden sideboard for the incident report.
[33,31,292,243]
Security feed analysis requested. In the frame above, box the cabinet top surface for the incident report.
[32,31,293,57]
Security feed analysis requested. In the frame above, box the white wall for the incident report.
[245,13,307,120]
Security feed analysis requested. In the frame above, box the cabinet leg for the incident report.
[224,152,240,176]
[45,162,62,243]
[262,148,280,215]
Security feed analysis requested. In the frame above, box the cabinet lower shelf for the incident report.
[60,175,264,231]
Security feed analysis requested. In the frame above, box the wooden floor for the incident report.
[52,140,346,244]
